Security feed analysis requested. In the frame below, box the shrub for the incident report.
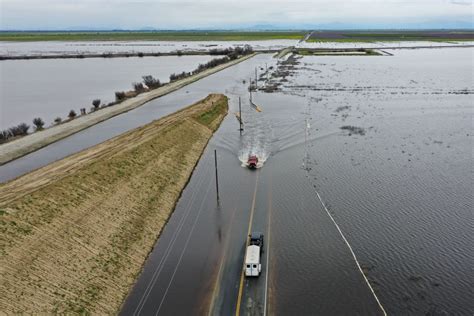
[193,56,230,75]
[142,75,161,89]
[17,123,30,135]
[169,71,190,82]
[0,129,11,143]
[32,117,45,130]
[133,82,145,93]
[7,123,30,137]
[115,91,126,102]
[92,99,101,109]
[209,46,253,57]
[54,117,62,124]
[68,110,77,119]
[0,123,31,143]
[138,52,144,57]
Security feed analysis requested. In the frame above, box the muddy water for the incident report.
[2,49,473,314]
[294,49,473,314]
[0,55,214,129]
[300,40,474,50]
[122,48,471,315]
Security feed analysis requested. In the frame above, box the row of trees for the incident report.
[169,55,231,82]
[1,47,255,144]
[0,123,30,143]
[209,45,253,57]
[1,108,84,144]
[168,47,253,83]
[113,47,254,103]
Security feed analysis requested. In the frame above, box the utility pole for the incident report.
[249,77,252,102]
[239,97,243,134]
[266,63,268,81]
[214,150,219,201]
[255,67,258,90]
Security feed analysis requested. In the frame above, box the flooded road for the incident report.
[120,89,383,315]
[2,48,473,314]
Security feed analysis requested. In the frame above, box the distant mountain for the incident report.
[1,17,472,32]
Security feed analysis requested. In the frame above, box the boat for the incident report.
[247,155,258,169]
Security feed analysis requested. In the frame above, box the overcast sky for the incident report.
[1,0,473,30]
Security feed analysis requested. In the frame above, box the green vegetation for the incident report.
[307,31,474,43]
[308,37,474,43]
[194,97,228,129]
[0,31,305,42]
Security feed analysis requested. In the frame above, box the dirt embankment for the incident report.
[0,53,255,166]
[0,94,228,314]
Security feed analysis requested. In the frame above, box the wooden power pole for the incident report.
[239,97,243,134]
[255,67,258,90]
[214,149,219,201]
[249,77,252,102]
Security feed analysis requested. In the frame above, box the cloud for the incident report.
[450,0,472,5]
[1,0,473,30]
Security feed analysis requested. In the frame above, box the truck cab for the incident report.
[249,232,264,252]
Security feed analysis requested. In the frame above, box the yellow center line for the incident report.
[235,172,260,316]
[207,207,238,316]
[263,173,272,316]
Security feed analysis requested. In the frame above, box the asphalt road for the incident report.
[120,53,384,316]
[210,172,273,316]
[120,143,273,316]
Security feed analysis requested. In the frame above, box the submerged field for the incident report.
[0,94,227,314]
[0,55,215,129]
[120,48,473,314]
[0,31,306,42]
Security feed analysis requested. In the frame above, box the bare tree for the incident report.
[32,117,45,130]
[68,110,77,119]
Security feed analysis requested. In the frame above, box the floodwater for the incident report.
[0,55,214,129]
[300,40,474,49]
[1,48,473,314]
[0,40,298,57]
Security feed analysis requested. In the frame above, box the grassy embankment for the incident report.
[307,31,474,42]
[0,94,227,314]
[0,31,305,41]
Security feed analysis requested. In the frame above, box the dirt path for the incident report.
[0,94,228,314]
[0,53,255,166]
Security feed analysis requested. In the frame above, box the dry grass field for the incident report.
[0,94,228,314]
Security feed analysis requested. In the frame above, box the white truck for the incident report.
[245,232,264,277]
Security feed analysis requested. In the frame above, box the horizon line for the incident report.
[1,27,474,32]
